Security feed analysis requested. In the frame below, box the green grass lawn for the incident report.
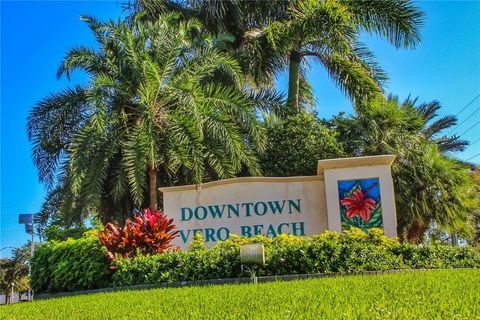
[1,269,479,320]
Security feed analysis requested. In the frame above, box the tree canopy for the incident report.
[28,1,478,244]
[29,14,271,224]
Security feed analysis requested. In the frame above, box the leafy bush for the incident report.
[44,225,89,241]
[32,228,480,293]
[31,232,111,293]
[98,209,179,261]
[260,113,344,177]
[112,229,480,287]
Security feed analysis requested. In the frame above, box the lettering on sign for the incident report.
[161,177,327,249]
[177,199,306,244]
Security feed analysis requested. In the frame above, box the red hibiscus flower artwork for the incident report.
[340,189,376,222]
[338,178,383,231]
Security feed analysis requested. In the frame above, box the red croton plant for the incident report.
[98,209,179,261]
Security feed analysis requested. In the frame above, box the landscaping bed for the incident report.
[31,229,480,294]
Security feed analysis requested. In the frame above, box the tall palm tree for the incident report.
[136,0,424,115]
[28,14,266,224]
[253,0,423,114]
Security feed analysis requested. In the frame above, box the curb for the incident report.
[33,268,468,301]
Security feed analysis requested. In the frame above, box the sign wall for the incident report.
[160,155,397,249]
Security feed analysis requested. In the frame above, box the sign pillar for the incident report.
[318,155,397,237]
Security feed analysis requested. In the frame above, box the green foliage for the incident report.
[31,234,111,293]
[44,225,88,242]
[112,229,480,287]
[391,243,480,269]
[3,270,480,319]
[188,232,206,252]
[30,228,480,294]
[29,14,273,225]
[0,245,30,302]
[139,0,424,113]
[260,113,344,176]
[468,170,480,247]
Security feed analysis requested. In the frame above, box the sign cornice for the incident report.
[317,155,396,175]
[159,175,324,193]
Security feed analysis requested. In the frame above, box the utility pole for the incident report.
[18,213,36,302]
[27,213,34,302]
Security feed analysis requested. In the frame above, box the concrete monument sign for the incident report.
[160,155,397,249]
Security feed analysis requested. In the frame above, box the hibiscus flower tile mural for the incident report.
[338,178,382,231]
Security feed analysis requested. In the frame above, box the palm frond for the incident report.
[434,136,469,153]
[424,116,457,138]
[414,100,441,122]
[344,0,424,48]
[317,53,382,103]
[28,86,91,188]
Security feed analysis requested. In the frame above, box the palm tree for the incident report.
[28,14,266,224]
[394,144,475,243]
[255,0,423,114]
[136,0,424,115]
[136,0,289,88]
[404,96,468,152]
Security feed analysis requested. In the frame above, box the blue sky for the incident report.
[1,1,479,256]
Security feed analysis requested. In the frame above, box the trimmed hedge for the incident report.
[111,229,480,287]
[32,228,480,293]
[31,232,111,293]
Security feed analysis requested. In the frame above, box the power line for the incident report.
[453,93,480,117]
[457,119,480,138]
[469,137,480,146]
[448,105,480,135]
[466,152,480,162]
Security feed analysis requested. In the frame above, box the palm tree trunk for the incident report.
[451,233,458,246]
[148,165,158,213]
[286,50,301,116]
[407,220,428,244]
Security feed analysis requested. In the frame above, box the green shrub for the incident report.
[391,243,480,269]
[112,229,480,287]
[33,228,480,293]
[44,225,89,241]
[260,113,344,177]
[31,232,111,293]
